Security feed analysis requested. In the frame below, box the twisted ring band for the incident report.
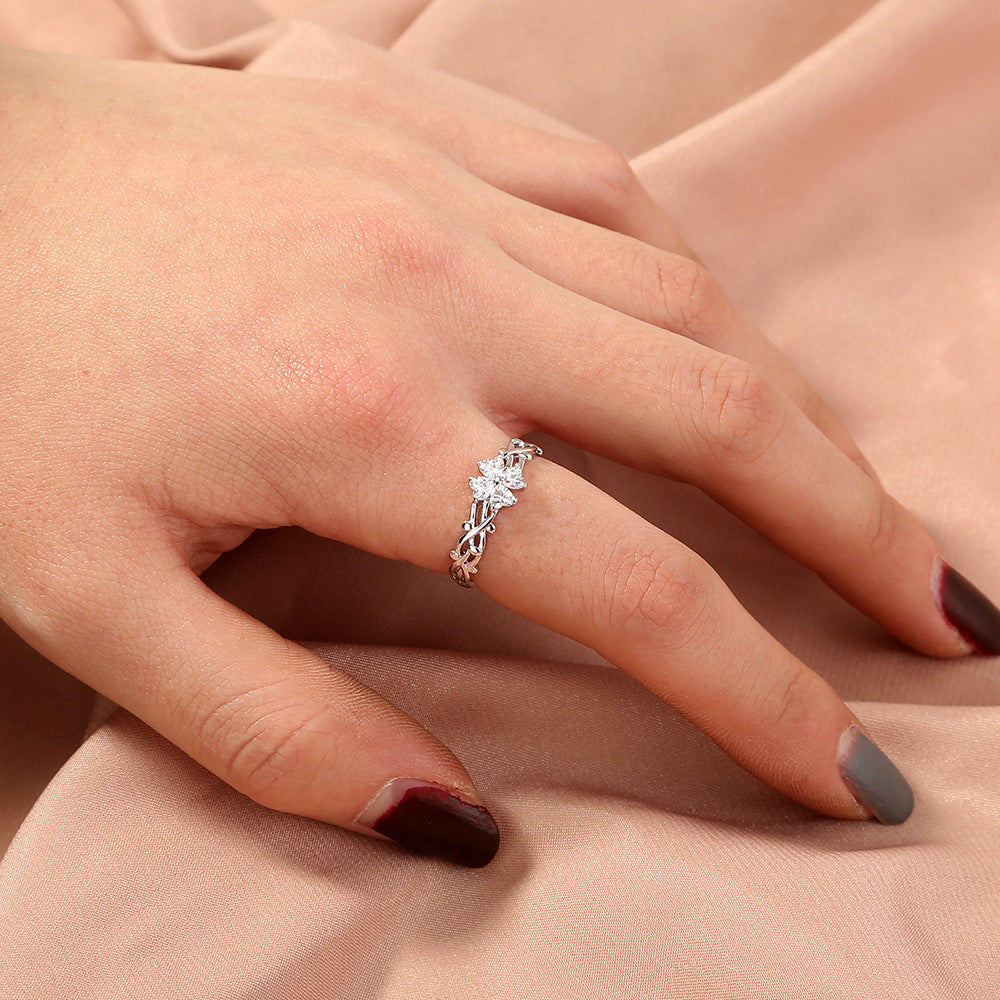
[449,438,542,587]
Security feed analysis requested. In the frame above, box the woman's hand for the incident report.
[2,46,996,867]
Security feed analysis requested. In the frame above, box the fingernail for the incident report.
[837,724,914,825]
[933,557,1000,655]
[354,778,500,868]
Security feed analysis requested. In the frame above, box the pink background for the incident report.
[2,1,999,995]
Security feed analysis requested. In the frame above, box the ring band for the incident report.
[449,438,542,587]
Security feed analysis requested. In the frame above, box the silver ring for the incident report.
[449,438,542,587]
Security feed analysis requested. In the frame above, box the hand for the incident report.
[2,46,995,868]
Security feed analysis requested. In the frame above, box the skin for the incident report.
[0,46,970,845]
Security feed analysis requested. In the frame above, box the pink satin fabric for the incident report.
[2,1,1000,995]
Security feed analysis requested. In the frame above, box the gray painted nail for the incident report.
[837,725,914,825]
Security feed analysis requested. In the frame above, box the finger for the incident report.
[487,275,972,659]
[13,543,500,868]
[491,201,869,470]
[423,440,914,825]
[452,128,686,252]
[366,92,688,252]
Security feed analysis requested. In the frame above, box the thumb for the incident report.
[18,551,500,868]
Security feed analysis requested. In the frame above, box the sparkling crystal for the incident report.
[469,455,526,509]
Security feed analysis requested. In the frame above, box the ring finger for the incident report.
[414,434,914,825]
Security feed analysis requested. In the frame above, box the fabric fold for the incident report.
[3,647,999,997]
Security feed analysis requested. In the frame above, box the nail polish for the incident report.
[837,725,914,825]
[355,778,500,868]
[934,558,1000,655]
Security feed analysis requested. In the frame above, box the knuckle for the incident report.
[227,707,331,807]
[330,350,420,444]
[280,335,436,466]
[602,542,704,643]
[652,255,721,331]
[578,141,641,205]
[692,354,786,464]
[201,685,333,808]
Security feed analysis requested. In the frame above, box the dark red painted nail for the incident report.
[355,779,500,868]
[934,558,1000,654]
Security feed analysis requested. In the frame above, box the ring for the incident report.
[449,438,543,587]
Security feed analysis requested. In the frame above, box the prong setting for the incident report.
[450,439,541,587]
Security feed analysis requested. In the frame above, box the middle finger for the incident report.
[477,263,971,661]
[491,197,869,468]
